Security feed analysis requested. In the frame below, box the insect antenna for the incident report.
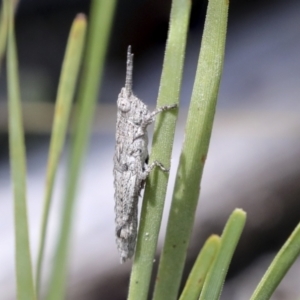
[125,45,134,95]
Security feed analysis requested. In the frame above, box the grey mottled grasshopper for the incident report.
[113,46,176,263]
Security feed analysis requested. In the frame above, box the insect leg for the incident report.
[143,104,177,127]
[150,104,177,119]
[142,160,169,180]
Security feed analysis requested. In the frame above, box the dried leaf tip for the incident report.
[125,45,134,95]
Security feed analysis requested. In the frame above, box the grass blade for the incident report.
[179,235,220,300]
[0,0,17,70]
[45,1,117,299]
[0,0,9,70]
[6,0,36,298]
[250,222,300,300]
[199,209,246,300]
[127,0,191,299]
[35,14,87,295]
[153,0,229,298]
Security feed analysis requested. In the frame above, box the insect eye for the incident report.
[118,97,131,112]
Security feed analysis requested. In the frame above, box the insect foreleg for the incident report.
[142,104,177,128]
[142,160,169,180]
[150,104,177,119]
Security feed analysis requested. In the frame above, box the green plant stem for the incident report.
[250,222,300,300]
[153,0,229,299]
[199,209,246,300]
[35,14,87,296]
[127,1,191,299]
[6,0,36,298]
[45,1,116,300]
[179,235,220,300]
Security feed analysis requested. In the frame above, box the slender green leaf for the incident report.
[6,0,36,298]
[179,235,220,300]
[0,0,17,70]
[199,209,246,300]
[46,1,117,299]
[153,0,229,299]
[0,0,9,70]
[250,222,300,300]
[35,14,87,295]
[127,0,191,299]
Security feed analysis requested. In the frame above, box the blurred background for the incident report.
[1,0,300,299]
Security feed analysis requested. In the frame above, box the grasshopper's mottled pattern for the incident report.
[113,46,176,263]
